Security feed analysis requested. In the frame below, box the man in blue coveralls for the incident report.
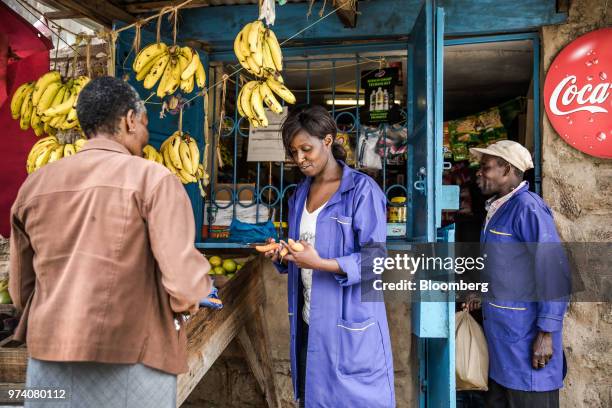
[465,140,569,408]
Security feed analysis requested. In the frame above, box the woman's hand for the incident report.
[282,240,323,270]
[262,238,283,264]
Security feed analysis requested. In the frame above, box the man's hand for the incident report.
[282,240,323,270]
[462,293,482,312]
[532,331,553,369]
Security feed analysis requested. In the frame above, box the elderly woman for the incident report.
[9,76,211,407]
[264,105,395,408]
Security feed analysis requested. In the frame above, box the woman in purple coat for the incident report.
[264,106,395,407]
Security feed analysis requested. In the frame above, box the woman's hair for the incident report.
[76,76,146,138]
[281,105,346,161]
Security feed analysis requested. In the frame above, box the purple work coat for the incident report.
[481,183,569,392]
[275,161,395,407]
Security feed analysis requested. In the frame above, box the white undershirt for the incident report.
[299,201,327,325]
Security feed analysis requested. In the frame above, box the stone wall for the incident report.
[541,0,612,407]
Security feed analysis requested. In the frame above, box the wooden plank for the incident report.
[335,0,357,28]
[45,10,85,20]
[0,382,25,405]
[124,0,214,14]
[237,328,265,394]
[176,256,265,406]
[241,305,281,408]
[0,345,28,384]
[52,0,136,26]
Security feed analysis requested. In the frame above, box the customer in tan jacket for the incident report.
[9,76,212,408]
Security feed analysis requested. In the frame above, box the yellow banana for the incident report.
[178,168,197,183]
[240,23,253,54]
[156,58,175,98]
[74,138,87,151]
[136,53,163,82]
[20,93,34,130]
[266,77,296,104]
[143,54,170,90]
[195,58,206,88]
[240,81,257,120]
[250,84,268,127]
[11,82,34,119]
[265,29,283,72]
[180,74,195,94]
[248,21,264,55]
[179,140,194,175]
[165,59,182,96]
[49,85,67,109]
[133,43,168,73]
[30,109,43,130]
[259,81,283,114]
[262,41,276,72]
[47,144,64,163]
[237,87,246,118]
[181,50,200,81]
[33,145,54,172]
[246,55,262,77]
[43,93,76,117]
[32,71,61,106]
[180,47,194,64]
[63,144,76,157]
[168,134,184,169]
[161,144,178,175]
[33,124,45,137]
[188,137,200,171]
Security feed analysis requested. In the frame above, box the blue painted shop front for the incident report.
[115,1,565,406]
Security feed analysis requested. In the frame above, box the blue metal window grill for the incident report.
[203,50,415,248]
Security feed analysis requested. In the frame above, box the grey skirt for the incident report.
[25,358,176,408]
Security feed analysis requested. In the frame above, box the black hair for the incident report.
[281,105,346,161]
[76,76,146,138]
[493,156,524,179]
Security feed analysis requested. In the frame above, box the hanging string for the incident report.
[173,8,179,45]
[53,27,62,71]
[85,37,93,78]
[157,7,174,44]
[216,74,229,168]
[132,22,143,54]
[319,0,328,17]
[178,106,184,137]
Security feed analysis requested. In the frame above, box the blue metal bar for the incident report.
[256,161,261,222]
[331,60,336,117]
[355,55,361,156]
[533,35,541,196]
[233,79,239,218]
[306,60,311,105]
[444,32,539,46]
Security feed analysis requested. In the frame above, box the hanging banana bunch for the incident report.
[25,136,86,174]
[159,131,208,185]
[142,144,165,164]
[10,71,91,136]
[234,20,283,79]
[132,43,206,98]
[238,77,295,128]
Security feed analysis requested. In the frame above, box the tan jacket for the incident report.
[9,138,211,375]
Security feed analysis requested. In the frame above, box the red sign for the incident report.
[544,28,612,159]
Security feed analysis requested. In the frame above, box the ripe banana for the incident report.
[63,144,76,157]
[143,54,170,89]
[248,21,264,55]
[181,50,199,81]
[47,144,64,163]
[43,93,76,117]
[250,84,269,127]
[136,53,164,82]
[169,133,183,170]
[32,71,61,106]
[195,58,206,88]
[133,43,168,73]
[11,82,34,119]
[266,76,296,104]
[265,29,283,72]
[259,81,283,114]
[74,138,87,151]
[240,81,258,121]
[187,137,200,172]
[20,93,34,130]
[36,81,63,115]
[179,141,194,175]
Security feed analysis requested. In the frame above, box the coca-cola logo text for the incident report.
[544,28,611,159]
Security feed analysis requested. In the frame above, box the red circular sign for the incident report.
[544,28,612,159]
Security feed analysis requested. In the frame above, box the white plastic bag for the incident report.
[455,310,489,391]
[357,129,382,169]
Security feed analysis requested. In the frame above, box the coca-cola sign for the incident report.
[544,28,611,159]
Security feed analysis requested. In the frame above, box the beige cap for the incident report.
[469,140,534,172]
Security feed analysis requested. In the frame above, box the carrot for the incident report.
[255,243,281,252]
